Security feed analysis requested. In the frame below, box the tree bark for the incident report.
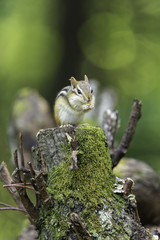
[32,125,152,239]
[113,158,160,225]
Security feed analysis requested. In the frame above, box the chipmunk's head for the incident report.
[68,75,95,112]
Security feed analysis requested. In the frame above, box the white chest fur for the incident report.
[59,103,85,125]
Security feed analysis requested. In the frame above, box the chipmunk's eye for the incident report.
[91,89,93,93]
[77,89,82,95]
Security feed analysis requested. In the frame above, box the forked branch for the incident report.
[102,99,142,168]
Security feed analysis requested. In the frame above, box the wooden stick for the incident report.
[0,202,27,213]
[112,99,142,168]
[3,184,35,191]
[19,132,25,168]
[0,162,25,211]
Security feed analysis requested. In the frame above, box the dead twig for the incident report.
[70,150,79,170]
[111,99,142,168]
[0,202,27,213]
[28,162,51,205]
[14,149,19,169]
[3,184,35,191]
[0,131,51,223]
[28,161,36,178]
[123,178,134,196]
[123,178,140,222]
[12,168,39,223]
[0,161,25,211]
[35,172,51,204]
[69,212,91,239]
[19,132,25,168]
[12,141,39,222]
[66,129,79,170]
[102,109,119,152]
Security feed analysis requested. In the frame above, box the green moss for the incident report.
[37,126,152,239]
[39,126,116,239]
[48,126,114,203]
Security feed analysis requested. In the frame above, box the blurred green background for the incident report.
[0,0,160,239]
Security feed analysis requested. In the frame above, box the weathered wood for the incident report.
[32,125,152,240]
[0,161,25,211]
[114,158,160,225]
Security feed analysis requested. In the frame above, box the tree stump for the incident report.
[114,158,160,225]
[32,125,152,239]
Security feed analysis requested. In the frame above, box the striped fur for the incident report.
[54,76,95,126]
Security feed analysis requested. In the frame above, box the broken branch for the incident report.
[0,161,25,211]
[112,99,142,168]
[19,132,25,168]
[70,212,91,239]
[0,202,27,213]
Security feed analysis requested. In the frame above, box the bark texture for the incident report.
[114,158,160,225]
[32,125,152,239]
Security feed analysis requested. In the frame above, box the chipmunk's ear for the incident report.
[70,77,77,89]
[84,75,89,83]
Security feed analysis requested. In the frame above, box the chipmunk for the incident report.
[54,75,95,126]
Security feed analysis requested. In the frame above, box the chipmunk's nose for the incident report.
[88,97,90,102]
[86,98,90,105]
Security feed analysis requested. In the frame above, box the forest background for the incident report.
[0,0,160,239]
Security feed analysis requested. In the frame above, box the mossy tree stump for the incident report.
[32,125,152,239]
